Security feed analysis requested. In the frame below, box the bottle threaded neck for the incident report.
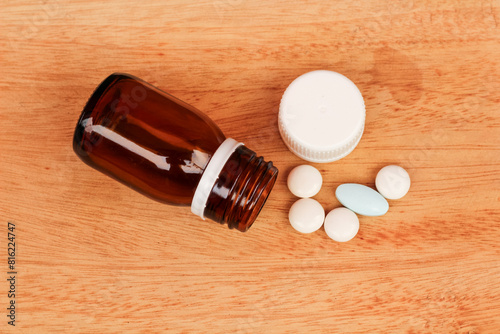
[203,145,278,232]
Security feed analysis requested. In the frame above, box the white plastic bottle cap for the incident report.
[279,70,365,163]
[287,165,323,198]
[288,198,325,233]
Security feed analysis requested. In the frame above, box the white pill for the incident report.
[287,165,323,198]
[375,165,411,200]
[289,198,325,233]
[324,207,359,242]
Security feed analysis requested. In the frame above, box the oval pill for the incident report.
[335,183,389,216]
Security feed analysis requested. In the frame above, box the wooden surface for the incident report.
[1,0,499,332]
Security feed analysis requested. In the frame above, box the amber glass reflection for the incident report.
[73,73,278,231]
[73,73,225,205]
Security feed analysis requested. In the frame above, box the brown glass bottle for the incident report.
[73,73,278,232]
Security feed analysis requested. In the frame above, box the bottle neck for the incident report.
[191,139,278,232]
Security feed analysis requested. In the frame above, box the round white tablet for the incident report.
[375,165,411,200]
[288,198,325,233]
[287,165,323,198]
[324,207,359,242]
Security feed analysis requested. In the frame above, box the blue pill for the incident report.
[335,183,389,216]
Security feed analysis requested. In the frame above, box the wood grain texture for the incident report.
[1,0,499,332]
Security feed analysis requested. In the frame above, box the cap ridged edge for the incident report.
[278,115,364,162]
